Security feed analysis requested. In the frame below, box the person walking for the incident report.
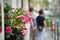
[29,7,36,40]
[35,9,48,40]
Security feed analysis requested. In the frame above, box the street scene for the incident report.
[0,0,60,40]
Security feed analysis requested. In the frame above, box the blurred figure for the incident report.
[29,7,36,40]
[36,9,48,40]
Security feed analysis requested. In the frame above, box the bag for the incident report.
[37,26,44,32]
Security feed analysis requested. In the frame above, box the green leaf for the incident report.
[10,33,14,36]
[4,3,12,13]
[6,34,10,39]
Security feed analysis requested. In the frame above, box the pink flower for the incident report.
[22,17,29,24]
[22,27,28,36]
[0,26,2,33]
[27,15,33,19]
[17,15,25,19]
[17,15,29,23]
[6,26,12,33]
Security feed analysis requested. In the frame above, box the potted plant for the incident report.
[5,8,29,40]
[4,3,33,40]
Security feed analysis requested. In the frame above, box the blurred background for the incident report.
[0,0,60,40]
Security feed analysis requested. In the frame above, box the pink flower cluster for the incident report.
[0,26,2,33]
[22,27,28,36]
[6,26,12,33]
[17,15,29,24]
[24,10,33,25]
[17,10,33,24]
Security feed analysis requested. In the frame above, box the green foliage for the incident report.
[9,8,26,27]
[0,4,1,14]
[0,20,2,25]
[5,8,26,40]
[0,15,1,25]
[4,3,12,13]
[29,0,49,7]
[0,4,1,25]
[43,0,49,7]
[4,3,12,27]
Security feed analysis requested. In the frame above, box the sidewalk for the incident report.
[35,30,54,40]
[47,32,54,40]
[0,33,3,40]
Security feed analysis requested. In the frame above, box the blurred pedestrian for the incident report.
[36,9,48,40]
[29,7,36,40]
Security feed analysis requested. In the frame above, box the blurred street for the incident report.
[0,0,60,40]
